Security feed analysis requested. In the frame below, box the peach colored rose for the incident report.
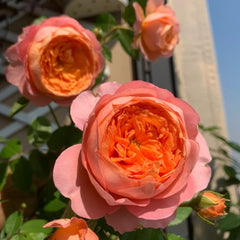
[133,0,179,61]
[5,16,104,106]
[53,81,211,233]
[43,217,98,240]
[197,191,227,220]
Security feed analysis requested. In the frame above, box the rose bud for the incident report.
[43,217,98,240]
[133,0,179,61]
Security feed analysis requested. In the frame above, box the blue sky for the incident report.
[207,0,240,143]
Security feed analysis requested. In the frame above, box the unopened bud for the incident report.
[194,191,227,222]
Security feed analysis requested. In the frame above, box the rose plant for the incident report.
[0,0,232,240]
[132,0,179,61]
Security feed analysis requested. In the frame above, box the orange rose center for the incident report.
[105,102,185,183]
[39,35,94,96]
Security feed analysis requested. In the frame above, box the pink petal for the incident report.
[168,98,200,140]
[105,207,176,234]
[126,194,179,220]
[133,2,145,34]
[85,229,99,240]
[17,25,40,62]
[189,133,212,192]
[53,144,117,219]
[43,217,86,229]
[146,0,165,15]
[70,91,100,130]
[5,43,19,63]
[115,81,174,100]
[5,64,25,88]
[96,81,122,97]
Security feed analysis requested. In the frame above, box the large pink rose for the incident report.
[5,16,104,106]
[133,0,179,61]
[53,81,211,233]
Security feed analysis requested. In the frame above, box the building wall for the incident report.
[168,0,229,239]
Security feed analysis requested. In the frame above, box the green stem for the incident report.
[101,25,133,45]
[48,104,60,128]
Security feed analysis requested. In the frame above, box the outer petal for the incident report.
[189,133,212,192]
[115,80,174,100]
[105,207,176,234]
[96,81,122,97]
[85,229,99,240]
[168,98,200,140]
[70,91,100,130]
[43,217,86,229]
[126,195,179,220]
[133,2,145,34]
[53,144,117,219]
[146,0,165,15]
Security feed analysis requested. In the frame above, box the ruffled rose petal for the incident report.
[53,144,117,219]
[96,81,122,97]
[169,98,200,140]
[105,207,176,234]
[146,0,165,15]
[70,91,100,130]
[43,217,86,229]
[189,133,212,192]
[115,81,174,100]
[133,2,145,35]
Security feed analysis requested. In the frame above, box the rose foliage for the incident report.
[1,1,233,239]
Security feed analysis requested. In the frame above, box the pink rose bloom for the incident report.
[53,81,211,233]
[133,0,179,61]
[5,16,104,106]
[43,217,98,240]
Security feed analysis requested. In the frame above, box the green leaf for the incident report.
[102,44,112,62]
[4,211,23,236]
[0,139,22,159]
[223,165,236,178]
[28,116,52,146]
[166,233,185,240]
[227,141,240,152]
[168,207,192,226]
[217,213,240,231]
[47,125,82,152]
[29,150,50,179]
[11,157,32,192]
[121,228,164,240]
[10,235,26,240]
[43,198,66,212]
[32,16,47,25]
[25,232,48,240]
[0,162,8,191]
[198,124,220,132]
[117,29,139,60]
[228,228,240,240]
[212,133,240,152]
[95,13,116,32]
[9,97,29,117]
[21,219,52,235]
